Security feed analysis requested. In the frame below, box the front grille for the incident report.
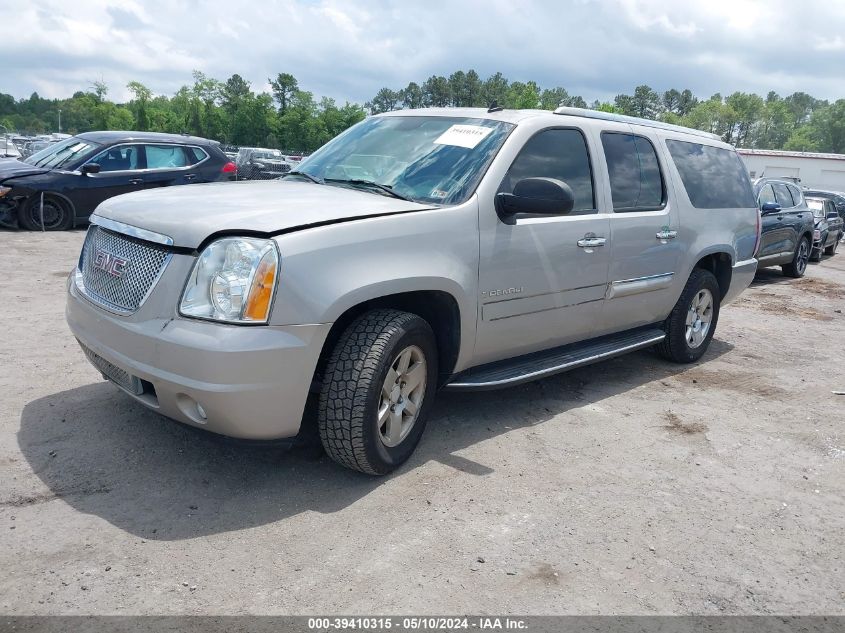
[79,341,143,395]
[79,225,170,314]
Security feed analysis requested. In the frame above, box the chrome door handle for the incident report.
[656,229,677,240]
[128,178,143,185]
[577,237,607,248]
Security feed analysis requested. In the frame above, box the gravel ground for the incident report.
[1,229,843,615]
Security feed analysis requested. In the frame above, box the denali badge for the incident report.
[93,249,129,278]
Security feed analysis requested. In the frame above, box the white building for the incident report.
[738,149,845,191]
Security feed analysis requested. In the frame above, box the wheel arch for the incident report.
[691,248,733,300]
[315,287,463,389]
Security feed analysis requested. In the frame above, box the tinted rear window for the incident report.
[665,140,755,209]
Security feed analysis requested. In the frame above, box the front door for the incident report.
[756,183,791,262]
[474,127,611,366]
[594,128,682,334]
[71,144,144,215]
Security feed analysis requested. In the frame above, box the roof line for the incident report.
[553,107,722,141]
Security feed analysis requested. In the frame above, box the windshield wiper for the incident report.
[325,178,413,202]
[282,170,324,185]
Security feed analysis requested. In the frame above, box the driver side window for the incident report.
[499,128,595,214]
[758,184,776,207]
[88,145,140,172]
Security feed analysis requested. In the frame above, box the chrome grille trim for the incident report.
[77,225,172,315]
[90,215,174,246]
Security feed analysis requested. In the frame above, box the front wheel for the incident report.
[656,268,720,363]
[19,194,74,231]
[782,236,810,278]
[825,237,839,256]
[318,309,438,475]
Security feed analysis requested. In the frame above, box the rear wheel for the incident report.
[656,268,720,363]
[782,236,810,278]
[318,309,438,475]
[19,194,73,231]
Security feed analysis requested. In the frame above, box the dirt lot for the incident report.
[1,229,843,616]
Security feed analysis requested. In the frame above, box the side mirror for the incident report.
[496,178,575,222]
[81,163,101,175]
[760,202,781,213]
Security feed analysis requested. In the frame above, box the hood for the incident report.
[0,159,50,182]
[92,180,435,248]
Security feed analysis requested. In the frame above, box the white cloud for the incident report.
[0,0,843,105]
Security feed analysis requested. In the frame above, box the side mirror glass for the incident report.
[760,202,781,213]
[496,177,575,222]
[81,163,101,175]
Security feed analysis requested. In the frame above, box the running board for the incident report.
[445,327,666,391]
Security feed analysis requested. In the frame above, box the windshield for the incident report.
[254,150,282,159]
[297,115,514,205]
[24,137,101,169]
[807,199,824,211]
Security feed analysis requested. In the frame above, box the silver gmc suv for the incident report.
[66,107,760,474]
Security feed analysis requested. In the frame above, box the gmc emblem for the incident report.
[93,249,129,278]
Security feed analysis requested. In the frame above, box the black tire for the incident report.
[18,194,74,231]
[825,236,839,256]
[318,309,438,475]
[782,236,810,278]
[656,268,721,364]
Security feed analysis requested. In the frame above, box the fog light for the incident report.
[196,403,207,420]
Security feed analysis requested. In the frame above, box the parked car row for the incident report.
[752,177,843,277]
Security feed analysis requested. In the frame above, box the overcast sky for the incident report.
[2,0,844,105]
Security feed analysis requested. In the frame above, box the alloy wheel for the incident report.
[377,345,427,448]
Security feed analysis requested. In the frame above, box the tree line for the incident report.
[2,69,843,153]
[0,72,366,153]
[367,71,845,153]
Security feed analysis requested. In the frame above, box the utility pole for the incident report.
[58,109,62,133]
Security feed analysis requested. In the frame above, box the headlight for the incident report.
[180,237,279,323]
[0,186,11,198]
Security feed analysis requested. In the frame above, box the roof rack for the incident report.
[553,106,722,141]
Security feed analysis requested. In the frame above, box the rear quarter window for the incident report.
[665,140,756,209]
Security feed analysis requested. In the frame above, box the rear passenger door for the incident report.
[593,127,681,335]
[141,144,198,191]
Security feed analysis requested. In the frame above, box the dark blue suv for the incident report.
[753,178,816,278]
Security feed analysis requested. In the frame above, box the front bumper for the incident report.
[67,274,331,440]
[722,258,758,305]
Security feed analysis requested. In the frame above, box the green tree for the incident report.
[127,81,152,130]
[481,72,508,107]
[367,87,401,114]
[422,75,451,107]
[269,73,299,113]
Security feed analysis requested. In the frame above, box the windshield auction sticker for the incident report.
[433,124,494,149]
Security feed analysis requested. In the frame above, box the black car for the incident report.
[0,131,237,231]
[235,147,292,180]
[803,188,845,223]
[806,196,844,260]
[753,178,817,277]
